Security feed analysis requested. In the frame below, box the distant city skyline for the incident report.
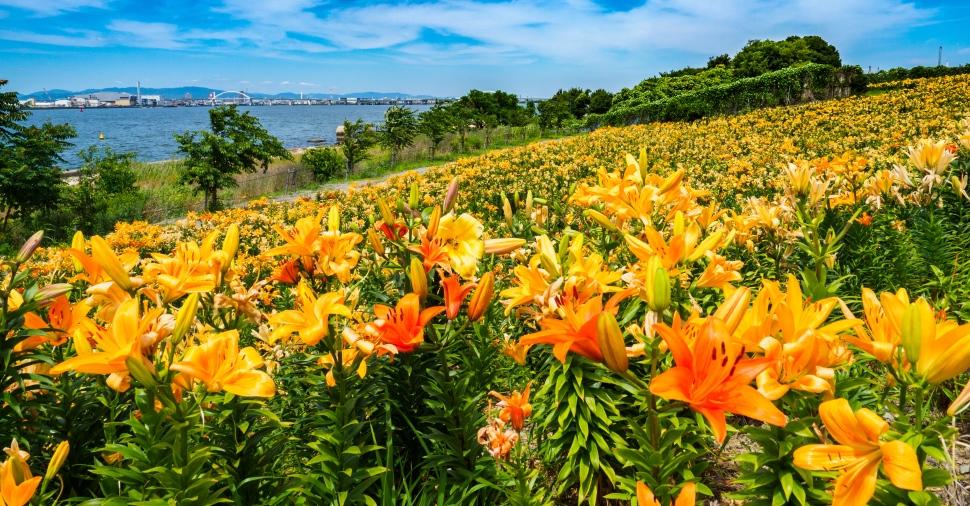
[1,0,968,97]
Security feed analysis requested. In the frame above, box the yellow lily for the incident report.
[0,440,41,506]
[434,212,484,279]
[268,282,351,346]
[794,398,921,506]
[170,330,275,397]
[636,481,695,506]
[50,297,162,392]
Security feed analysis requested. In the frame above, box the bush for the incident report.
[301,147,345,182]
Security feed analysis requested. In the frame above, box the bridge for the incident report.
[208,91,253,106]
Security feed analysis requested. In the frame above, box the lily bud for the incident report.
[172,293,200,345]
[16,230,44,263]
[221,224,239,272]
[596,312,628,374]
[525,190,533,216]
[901,300,930,366]
[125,356,157,389]
[44,441,70,481]
[377,197,396,225]
[443,177,459,212]
[409,257,428,300]
[584,209,616,231]
[35,283,73,305]
[367,229,385,256]
[535,235,561,278]
[467,271,495,322]
[70,231,86,272]
[643,257,670,312]
[501,193,514,227]
[427,206,441,238]
[409,183,420,210]
[328,205,341,232]
[484,238,526,255]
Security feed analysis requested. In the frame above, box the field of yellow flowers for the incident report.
[3,73,970,506]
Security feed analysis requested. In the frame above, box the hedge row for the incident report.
[587,64,866,127]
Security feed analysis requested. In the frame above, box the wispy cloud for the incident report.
[106,20,186,49]
[0,28,104,46]
[0,0,105,16]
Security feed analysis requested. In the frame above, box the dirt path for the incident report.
[268,166,432,204]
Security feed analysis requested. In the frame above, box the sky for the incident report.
[1,0,968,97]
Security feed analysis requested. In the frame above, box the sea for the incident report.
[24,104,431,168]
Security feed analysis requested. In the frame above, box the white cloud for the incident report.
[0,28,104,46]
[202,0,935,64]
[0,0,938,65]
[106,20,186,49]
[0,0,105,16]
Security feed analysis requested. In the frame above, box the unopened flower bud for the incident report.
[409,183,420,211]
[467,272,494,322]
[584,209,616,231]
[221,224,239,273]
[901,300,929,366]
[44,441,70,481]
[427,206,441,238]
[367,229,385,256]
[596,312,628,373]
[35,283,73,305]
[484,238,526,255]
[443,177,459,212]
[409,257,427,300]
[125,356,157,389]
[377,197,395,225]
[172,293,200,345]
[501,193,513,227]
[16,230,44,263]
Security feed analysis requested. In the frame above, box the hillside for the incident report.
[45,73,967,257]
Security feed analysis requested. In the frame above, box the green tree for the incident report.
[379,106,418,166]
[732,36,841,77]
[175,105,291,211]
[418,104,453,159]
[339,119,377,178]
[588,89,613,115]
[447,103,474,153]
[0,81,75,233]
[536,97,571,132]
[66,146,144,235]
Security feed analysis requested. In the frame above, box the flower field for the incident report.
[4,73,970,505]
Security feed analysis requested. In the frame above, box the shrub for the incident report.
[301,147,345,181]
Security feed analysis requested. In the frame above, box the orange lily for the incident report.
[365,293,444,353]
[0,440,41,506]
[636,481,696,506]
[440,273,475,320]
[19,296,92,350]
[794,398,922,506]
[477,418,518,459]
[894,296,970,384]
[756,334,836,400]
[695,255,743,290]
[489,383,532,431]
[268,282,350,346]
[518,291,633,364]
[650,318,787,443]
[170,330,275,397]
[409,236,450,273]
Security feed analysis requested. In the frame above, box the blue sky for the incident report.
[1,0,968,97]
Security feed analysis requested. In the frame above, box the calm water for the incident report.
[26,104,431,168]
